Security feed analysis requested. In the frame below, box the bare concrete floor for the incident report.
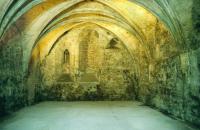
[0,101,196,130]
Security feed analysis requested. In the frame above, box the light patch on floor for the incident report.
[0,101,196,130]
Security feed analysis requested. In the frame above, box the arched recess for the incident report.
[0,0,184,111]
[30,22,142,77]
[23,0,170,73]
[34,16,148,58]
[63,49,70,64]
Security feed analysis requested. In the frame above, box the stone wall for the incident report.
[0,38,27,116]
[0,0,199,127]
[138,48,200,127]
[137,0,200,126]
[38,25,137,101]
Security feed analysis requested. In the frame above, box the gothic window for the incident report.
[64,49,70,64]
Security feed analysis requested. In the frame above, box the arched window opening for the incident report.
[64,49,70,64]
[106,38,119,49]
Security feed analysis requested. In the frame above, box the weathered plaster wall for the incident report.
[140,49,200,126]
[137,0,200,126]
[0,37,26,116]
[38,25,136,101]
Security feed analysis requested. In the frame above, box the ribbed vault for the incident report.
[1,0,199,127]
[0,0,178,74]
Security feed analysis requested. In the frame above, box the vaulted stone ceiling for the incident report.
[0,0,188,73]
[0,0,199,127]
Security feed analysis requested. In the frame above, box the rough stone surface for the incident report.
[38,25,136,101]
[0,40,27,116]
